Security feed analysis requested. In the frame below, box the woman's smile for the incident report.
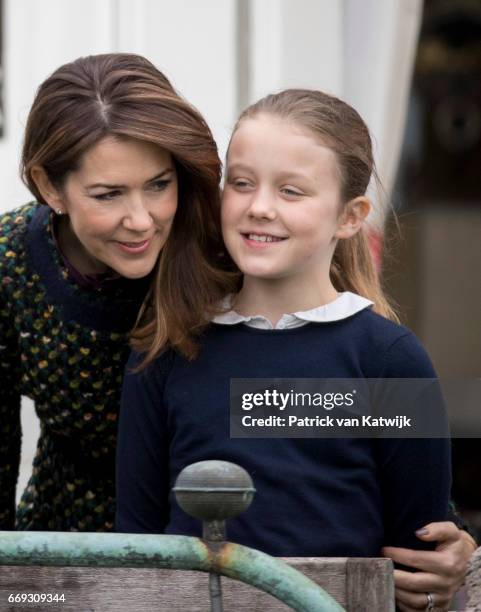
[114,237,152,255]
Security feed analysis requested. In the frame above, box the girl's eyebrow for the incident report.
[227,162,314,183]
[277,171,314,183]
[86,167,174,190]
[225,163,253,174]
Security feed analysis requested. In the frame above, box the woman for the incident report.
[0,53,234,532]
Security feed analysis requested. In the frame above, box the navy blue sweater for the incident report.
[116,309,450,557]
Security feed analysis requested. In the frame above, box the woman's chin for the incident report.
[109,258,158,280]
[118,266,155,280]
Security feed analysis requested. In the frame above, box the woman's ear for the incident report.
[30,166,66,214]
[335,196,371,239]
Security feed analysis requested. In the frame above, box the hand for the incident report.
[382,521,477,611]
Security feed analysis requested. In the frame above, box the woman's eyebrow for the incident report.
[86,168,174,190]
[144,168,175,184]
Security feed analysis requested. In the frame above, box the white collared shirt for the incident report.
[212,291,374,330]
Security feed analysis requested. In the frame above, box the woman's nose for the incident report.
[122,196,153,233]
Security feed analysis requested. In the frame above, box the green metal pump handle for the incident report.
[0,531,344,612]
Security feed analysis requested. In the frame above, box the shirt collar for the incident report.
[212,292,374,330]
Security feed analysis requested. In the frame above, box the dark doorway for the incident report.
[384,0,481,537]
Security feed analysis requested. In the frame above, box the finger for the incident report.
[415,521,460,543]
[395,587,430,609]
[382,546,444,572]
[460,529,478,553]
[383,541,468,584]
[393,569,448,594]
[394,569,458,605]
[395,587,450,610]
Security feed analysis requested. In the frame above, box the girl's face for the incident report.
[222,115,347,284]
[36,136,178,279]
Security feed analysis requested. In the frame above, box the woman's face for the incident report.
[45,136,178,279]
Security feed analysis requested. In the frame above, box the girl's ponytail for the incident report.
[330,231,398,321]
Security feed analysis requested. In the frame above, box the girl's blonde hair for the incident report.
[233,89,398,322]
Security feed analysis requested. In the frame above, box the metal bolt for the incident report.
[173,460,256,612]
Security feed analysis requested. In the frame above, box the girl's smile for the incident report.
[241,231,288,248]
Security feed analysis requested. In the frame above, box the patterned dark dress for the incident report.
[0,202,150,531]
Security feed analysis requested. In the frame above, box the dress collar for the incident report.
[51,212,121,291]
[212,292,374,330]
[25,203,150,332]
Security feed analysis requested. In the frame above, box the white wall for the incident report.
[1,0,117,209]
[344,0,422,226]
[249,0,343,101]
[115,0,237,162]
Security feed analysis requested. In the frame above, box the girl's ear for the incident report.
[335,196,371,239]
[30,166,66,214]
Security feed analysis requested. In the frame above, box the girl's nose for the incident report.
[246,190,277,221]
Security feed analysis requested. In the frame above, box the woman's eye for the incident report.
[92,191,121,201]
[150,179,171,192]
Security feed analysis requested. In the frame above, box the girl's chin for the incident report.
[229,251,289,280]
[239,267,285,281]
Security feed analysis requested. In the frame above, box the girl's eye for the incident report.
[150,179,171,192]
[281,187,303,197]
[92,190,121,202]
[231,179,252,190]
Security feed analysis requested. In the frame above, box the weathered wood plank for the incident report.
[0,558,394,611]
[467,546,481,611]
[346,558,395,612]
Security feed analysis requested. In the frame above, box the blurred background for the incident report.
[0,0,478,536]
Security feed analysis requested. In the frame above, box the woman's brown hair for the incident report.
[232,89,398,322]
[21,53,237,365]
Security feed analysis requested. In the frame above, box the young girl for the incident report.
[116,90,459,606]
